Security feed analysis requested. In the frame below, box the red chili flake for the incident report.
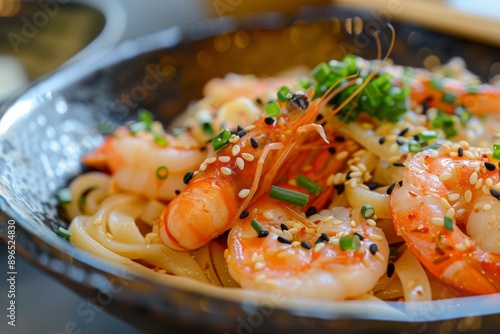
[407,213,416,220]
[313,219,322,225]
[411,225,429,233]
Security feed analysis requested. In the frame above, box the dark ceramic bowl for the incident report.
[1,4,500,333]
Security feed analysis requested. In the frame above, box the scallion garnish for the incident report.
[418,130,438,142]
[277,86,291,102]
[269,185,309,207]
[441,91,457,104]
[296,174,322,195]
[444,216,454,231]
[264,101,281,117]
[408,140,421,153]
[202,122,213,136]
[155,166,169,180]
[57,188,73,204]
[311,62,331,83]
[212,129,232,151]
[129,121,148,134]
[339,235,361,251]
[251,218,262,233]
[138,109,154,127]
[56,227,72,239]
[493,144,500,160]
[153,133,168,147]
[360,204,375,219]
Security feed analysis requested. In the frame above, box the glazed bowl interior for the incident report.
[1,5,500,333]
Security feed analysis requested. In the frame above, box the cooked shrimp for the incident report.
[391,144,500,294]
[82,126,206,201]
[226,196,389,300]
[384,63,500,115]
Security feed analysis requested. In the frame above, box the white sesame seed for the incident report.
[306,227,315,234]
[251,252,258,263]
[440,197,451,209]
[221,167,232,175]
[236,157,245,170]
[440,173,452,182]
[326,174,335,186]
[230,135,240,144]
[455,243,466,251]
[464,189,472,203]
[441,143,451,153]
[464,150,475,160]
[464,237,472,248]
[244,124,256,131]
[241,153,254,161]
[469,172,478,185]
[291,241,300,248]
[350,220,357,227]
[430,150,439,158]
[254,262,265,270]
[494,183,500,191]
[459,140,470,149]
[454,162,465,169]
[232,145,241,156]
[263,211,273,220]
[486,178,493,187]
[388,155,401,164]
[475,178,484,190]
[238,188,250,198]
[219,156,231,163]
[375,251,385,262]
[205,157,217,164]
[446,207,456,218]
[449,151,458,158]
[431,217,444,226]
[336,151,349,160]
[483,203,492,211]
[366,219,377,227]
[199,162,207,172]
[287,228,299,235]
[448,193,460,202]
[368,234,383,241]
[350,171,363,179]
[314,242,325,253]
[482,185,490,195]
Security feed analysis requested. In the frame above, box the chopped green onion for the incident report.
[444,216,454,231]
[468,85,480,94]
[155,166,169,180]
[212,129,232,151]
[339,235,361,251]
[454,106,472,126]
[202,122,213,136]
[296,174,322,195]
[250,218,262,233]
[418,130,438,142]
[441,92,457,104]
[57,188,72,204]
[154,133,168,147]
[493,144,500,160]
[129,121,148,134]
[389,247,398,260]
[277,86,291,102]
[408,140,421,153]
[138,109,154,127]
[56,227,72,239]
[298,76,312,89]
[269,185,309,207]
[263,101,281,117]
[431,77,443,90]
[360,204,375,219]
[311,62,330,83]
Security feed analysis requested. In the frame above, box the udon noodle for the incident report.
[59,54,500,302]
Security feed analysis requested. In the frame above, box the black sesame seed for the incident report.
[183,171,194,184]
[305,206,318,217]
[250,137,259,148]
[398,180,403,187]
[328,147,336,154]
[320,233,330,242]
[379,137,386,145]
[396,138,404,146]
[335,136,345,143]
[386,181,397,195]
[490,188,500,199]
[422,97,432,115]
[255,98,263,105]
[264,117,275,125]
[175,189,181,195]
[230,130,238,135]
[280,223,289,231]
[458,147,463,157]
[316,114,324,121]
[277,236,292,244]
[369,244,378,255]
[392,162,405,167]
[237,130,247,137]
[199,146,207,151]
[366,181,379,190]
[346,172,352,180]
[413,134,420,141]
[314,236,324,245]
[258,230,269,238]
[334,184,345,195]
[300,241,312,250]
[485,162,496,171]
[239,210,249,219]
[354,232,364,241]
[387,263,395,278]
[398,127,410,137]
[237,125,244,132]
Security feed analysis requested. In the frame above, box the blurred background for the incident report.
[0,0,500,333]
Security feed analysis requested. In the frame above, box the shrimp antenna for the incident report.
[322,21,396,122]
